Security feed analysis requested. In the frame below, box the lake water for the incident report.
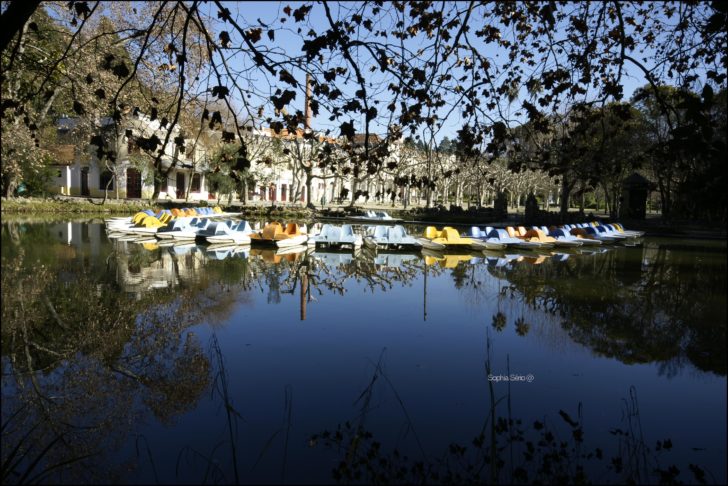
[1,218,726,484]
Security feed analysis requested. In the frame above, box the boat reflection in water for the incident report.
[250,245,310,263]
[111,235,617,298]
[205,243,250,260]
[421,248,479,268]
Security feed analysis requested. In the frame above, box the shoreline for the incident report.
[2,196,725,240]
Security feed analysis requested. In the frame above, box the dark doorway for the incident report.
[80,167,89,196]
[176,172,185,199]
[126,168,142,199]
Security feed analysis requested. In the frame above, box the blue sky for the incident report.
[44,1,702,145]
[204,1,659,144]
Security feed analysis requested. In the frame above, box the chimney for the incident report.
[304,73,312,130]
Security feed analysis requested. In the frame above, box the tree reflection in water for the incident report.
[2,221,725,483]
[2,223,212,483]
[0,224,439,482]
[478,243,727,376]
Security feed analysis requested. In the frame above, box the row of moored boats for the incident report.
[105,208,644,252]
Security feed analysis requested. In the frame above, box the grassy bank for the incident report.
[1,197,152,214]
[1,196,316,219]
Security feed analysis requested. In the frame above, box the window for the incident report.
[191,173,201,192]
[100,171,114,190]
[56,169,62,178]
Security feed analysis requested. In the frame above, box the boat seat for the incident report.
[141,216,164,228]
[325,225,342,240]
[341,224,354,237]
[209,222,229,235]
[285,223,300,236]
[261,223,282,239]
[319,224,332,237]
[230,221,250,233]
[424,226,439,239]
[524,228,555,242]
[388,225,406,241]
[374,226,388,238]
[441,227,461,241]
[490,228,510,239]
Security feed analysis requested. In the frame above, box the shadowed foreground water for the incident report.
[1,219,725,484]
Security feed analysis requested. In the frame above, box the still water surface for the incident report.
[1,219,726,484]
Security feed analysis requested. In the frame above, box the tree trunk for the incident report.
[305,167,314,208]
[37,88,58,125]
[559,176,572,218]
[425,156,432,208]
[2,174,18,198]
[152,169,162,201]
[657,177,669,220]
[0,0,41,53]
[610,183,620,219]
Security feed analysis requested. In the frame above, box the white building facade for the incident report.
[48,114,212,201]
